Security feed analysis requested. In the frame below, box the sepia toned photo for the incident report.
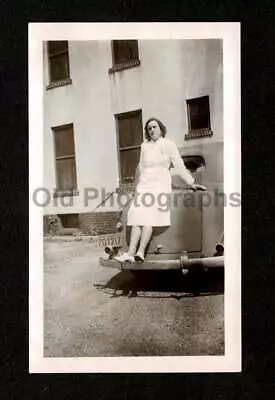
[29,23,241,373]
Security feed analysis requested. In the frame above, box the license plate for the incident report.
[97,234,122,248]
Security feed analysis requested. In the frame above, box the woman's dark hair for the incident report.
[144,118,167,141]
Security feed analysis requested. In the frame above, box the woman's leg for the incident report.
[128,225,142,256]
[137,226,153,256]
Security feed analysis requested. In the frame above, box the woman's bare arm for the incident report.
[167,140,195,186]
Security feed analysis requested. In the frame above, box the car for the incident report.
[98,141,224,294]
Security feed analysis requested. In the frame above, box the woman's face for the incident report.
[147,120,162,141]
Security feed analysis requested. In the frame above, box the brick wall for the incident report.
[78,211,122,235]
[43,211,122,236]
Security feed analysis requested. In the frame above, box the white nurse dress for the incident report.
[127,136,194,226]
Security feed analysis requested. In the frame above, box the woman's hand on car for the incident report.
[190,184,207,191]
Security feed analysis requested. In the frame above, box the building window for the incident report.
[52,124,78,193]
[113,40,139,64]
[109,40,140,73]
[47,41,72,89]
[185,96,213,140]
[58,214,79,228]
[115,110,143,188]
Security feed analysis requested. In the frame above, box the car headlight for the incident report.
[116,222,123,232]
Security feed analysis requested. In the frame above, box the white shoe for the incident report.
[114,252,135,263]
[134,250,144,263]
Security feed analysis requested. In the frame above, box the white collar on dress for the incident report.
[144,136,164,145]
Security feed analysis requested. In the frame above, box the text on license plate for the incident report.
[97,235,121,247]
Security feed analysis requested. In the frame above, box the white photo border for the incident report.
[29,22,241,373]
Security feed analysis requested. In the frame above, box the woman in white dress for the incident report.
[115,118,204,263]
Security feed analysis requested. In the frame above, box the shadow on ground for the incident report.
[95,267,224,298]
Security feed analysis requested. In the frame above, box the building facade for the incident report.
[43,39,223,250]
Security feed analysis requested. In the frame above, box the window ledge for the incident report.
[53,189,79,198]
[46,78,72,90]
[185,129,213,140]
[108,59,141,74]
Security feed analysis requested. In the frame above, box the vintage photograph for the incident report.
[29,23,241,372]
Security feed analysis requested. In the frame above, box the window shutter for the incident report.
[52,124,77,191]
[115,110,143,183]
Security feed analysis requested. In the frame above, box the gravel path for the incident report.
[44,240,224,357]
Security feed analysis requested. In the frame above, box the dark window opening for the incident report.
[52,124,77,191]
[185,96,213,140]
[47,41,70,83]
[115,110,143,185]
[112,40,139,65]
[187,96,211,131]
[58,214,79,228]
[109,40,140,73]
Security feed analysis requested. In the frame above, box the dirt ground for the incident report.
[44,239,224,357]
